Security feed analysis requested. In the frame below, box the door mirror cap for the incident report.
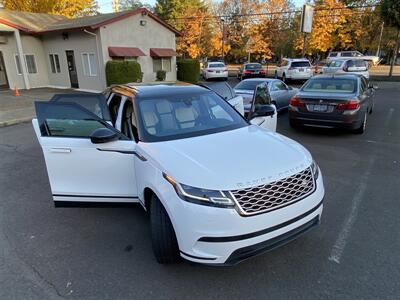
[90,128,118,144]
[248,104,275,120]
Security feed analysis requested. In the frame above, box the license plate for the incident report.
[254,71,259,74]
[313,104,328,112]
[299,68,304,72]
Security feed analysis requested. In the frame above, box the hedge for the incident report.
[177,59,200,83]
[106,60,142,86]
[156,70,167,81]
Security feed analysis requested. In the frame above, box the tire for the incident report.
[150,194,180,264]
[354,112,367,134]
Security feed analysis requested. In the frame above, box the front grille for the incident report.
[231,168,315,216]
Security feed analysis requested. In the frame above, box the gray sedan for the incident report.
[234,78,298,112]
[288,74,376,134]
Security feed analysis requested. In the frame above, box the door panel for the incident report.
[34,101,138,205]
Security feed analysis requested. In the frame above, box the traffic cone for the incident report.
[14,86,20,97]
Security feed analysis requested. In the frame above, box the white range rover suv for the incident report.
[32,83,324,265]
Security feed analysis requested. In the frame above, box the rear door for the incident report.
[33,101,138,206]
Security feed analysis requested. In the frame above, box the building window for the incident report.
[15,55,22,75]
[49,54,61,73]
[25,55,37,74]
[82,53,97,76]
[15,54,37,74]
[153,57,172,72]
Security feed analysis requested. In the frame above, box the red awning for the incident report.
[150,48,177,57]
[108,47,146,57]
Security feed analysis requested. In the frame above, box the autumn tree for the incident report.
[118,0,152,11]
[2,0,98,17]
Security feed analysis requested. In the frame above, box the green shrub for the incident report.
[105,60,142,86]
[177,59,200,83]
[156,70,167,81]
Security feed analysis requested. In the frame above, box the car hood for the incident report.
[138,126,312,190]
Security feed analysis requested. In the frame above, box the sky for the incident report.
[98,0,305,14]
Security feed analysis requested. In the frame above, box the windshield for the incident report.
[291,61,311,68]
[136,91,248,142]
[209,63,225,68]
[328,60,345,67]
[234,80,266,91]
[302,78,357,93]
[245,63,262,70]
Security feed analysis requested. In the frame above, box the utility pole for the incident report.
[221,18,225,61]
[302,33,308,57]
[376,22,384,57]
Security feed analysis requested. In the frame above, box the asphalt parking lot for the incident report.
[1,80,399,299]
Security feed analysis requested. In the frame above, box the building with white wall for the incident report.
[0,8,180,91]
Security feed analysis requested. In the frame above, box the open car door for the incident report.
[248,83,277,132]
[33,101,139,207]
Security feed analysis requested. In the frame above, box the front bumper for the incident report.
[161,172,325,265]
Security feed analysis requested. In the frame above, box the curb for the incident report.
[0,117,32,128]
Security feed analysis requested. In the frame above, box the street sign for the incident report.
[300,4,314,33]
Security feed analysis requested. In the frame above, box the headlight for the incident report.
[311,160,319,180]
[163,173,235,208]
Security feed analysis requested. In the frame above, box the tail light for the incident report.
[260,70,266,74]
[288,67,295,71]
[336,100,360,110]
[223,68,228,71]
[289,96,305,107]
[207,69,214,72]
[244,70,252,74]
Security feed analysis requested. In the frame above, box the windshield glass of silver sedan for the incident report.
[136,91,248,142]
[302,78,357,93]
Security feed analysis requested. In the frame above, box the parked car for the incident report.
[202,62,228,80]
[200,81,245,116]
[32,82,324,265]
[322,59,369,79]
[234,78,299,112]
[289,74,376,134]
[275,58,314,82]
[237,63,266,80]
[327,51,380,66]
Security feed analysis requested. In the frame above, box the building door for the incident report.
[0,51,9,89]
[66,50,79,88]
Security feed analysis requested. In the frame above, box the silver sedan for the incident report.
[233,78,299,112]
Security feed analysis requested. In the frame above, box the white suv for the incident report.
[327,51,380,66]
[32,83,324,265]
[275,58,314,82]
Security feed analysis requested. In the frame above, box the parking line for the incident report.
[328,158,374,264]
[384,108,394,127]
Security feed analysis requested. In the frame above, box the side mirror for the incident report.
[368,83,378,90]
[90,127,118,144]
[248,104,275,120]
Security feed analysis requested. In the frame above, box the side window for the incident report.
[35,102,119,138]
[120,100,139,142]
[360,78,367,93]
[275,81,287,90]
[108,93,122,126]
[252,84,271,110]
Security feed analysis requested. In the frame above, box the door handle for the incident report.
[50,148,71,153]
